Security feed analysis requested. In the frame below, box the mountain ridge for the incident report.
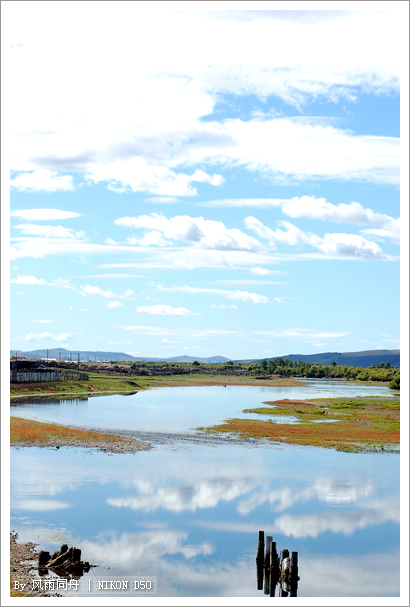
[10,348,400,368]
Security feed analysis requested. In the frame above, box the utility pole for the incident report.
[47,348,48,363]
[78,353,80,373]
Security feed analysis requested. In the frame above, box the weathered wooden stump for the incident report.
[256,562,263,590]
[270,541,278,571]
[256,530,264,563]
[264,536,272,569]
[38,551,50,567]
[290,551,298,578]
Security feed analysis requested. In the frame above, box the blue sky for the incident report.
[5,4,408,360]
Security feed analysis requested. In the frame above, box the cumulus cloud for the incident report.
[206,196,399,232]
[8,7,401,191]
[156,284,270,304]
[115,213,262,252]
[10,169,75,192]
[136,304,199,316]
[23,332,71,342]
[107,301,123,309]
[14,224,87,239]
[250,266,270,276]
[11,208,81,221]
[11,275,46,285]
[317,232,387,260]
[245,217,391,261]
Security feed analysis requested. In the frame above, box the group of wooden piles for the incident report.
[38,544,91,577]
[256,530,299,597]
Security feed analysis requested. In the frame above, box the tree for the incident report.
[259,359,267,372]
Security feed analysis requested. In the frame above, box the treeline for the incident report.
[47,358,400,390]
[251,358,400,390]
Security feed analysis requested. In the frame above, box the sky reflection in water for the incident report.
[10,383,399,597]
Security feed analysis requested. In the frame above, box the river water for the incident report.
[10,381,400,597]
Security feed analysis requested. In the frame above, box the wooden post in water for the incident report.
[270,541,278,572]
[281,549,290,577]
[290,551,298,578]
[256,530,264,563]
[256,562,263,590]
[263,566,270,595]
[264,536,272,569]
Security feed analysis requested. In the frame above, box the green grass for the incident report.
[10,372,302,398]
[197,396,400,453]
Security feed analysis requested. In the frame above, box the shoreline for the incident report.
[10,532,62,597]
[10,417,151,453]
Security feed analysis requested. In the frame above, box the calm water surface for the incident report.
[10,381,399,597]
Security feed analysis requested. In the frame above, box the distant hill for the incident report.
[10,348,399,368]
[10,348,229,365]
[234,349,400,368]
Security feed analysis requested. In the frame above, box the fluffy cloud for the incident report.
[107,301,123,309]
[250,266,270,276]
[11,275,46,285]
[23,332,71,342]
[115,214,262,252]
[79,284,134,299]
[86,159,224,197]
[204,196,398,229]
[245,217,391,261]
[14,224,86,239]
[8,8,401,190]
[10,169,75,192]
[11,208,81,221]
[136,304,199,317]
[156,284,270,304]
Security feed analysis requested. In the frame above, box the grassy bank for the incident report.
[10,417,150,453]
[10,372,302,398]
[197,396,400,453]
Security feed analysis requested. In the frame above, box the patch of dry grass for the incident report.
[10,417,150,452]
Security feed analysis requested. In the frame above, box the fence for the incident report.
[10,370,89,383]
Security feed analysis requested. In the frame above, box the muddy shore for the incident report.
[10,532,62,597]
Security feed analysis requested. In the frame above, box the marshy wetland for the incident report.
[10,379,400,597]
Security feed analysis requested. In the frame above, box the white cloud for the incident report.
[32,320,53,323]
[23,332,72,342]
[245,217,391,261]
[210,304,238,309]
[107,301,123,309]
[250,266,270,276]
[144,196,179,204]
[10,169,75,192]
[317,233,387,261]
[14,224,87,239]
[245,217,322,248]
[253,328,349,339]
[79,284,134,299]
[10,208,81,221]
[11,275,46,285]
[115,213,262,252]
[78,284,116,298]
[135,304,199,316]
[205,196,399,231]
[7,8,402,196]
[156,284,270,304]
